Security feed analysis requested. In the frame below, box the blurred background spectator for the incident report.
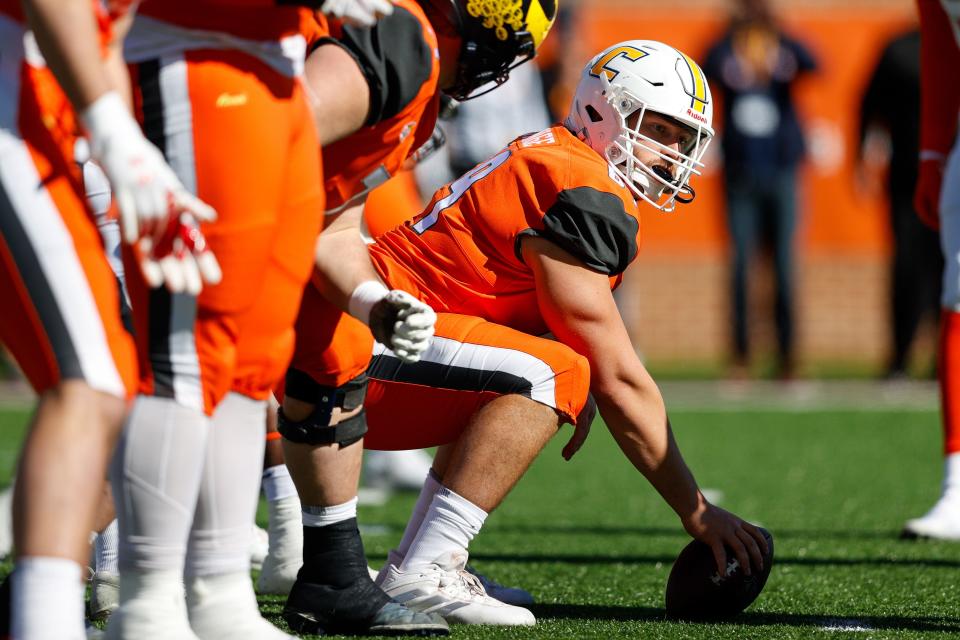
[703,0,818,380]
[858,25,941,380]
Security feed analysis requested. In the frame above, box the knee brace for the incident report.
[277,368,368,447]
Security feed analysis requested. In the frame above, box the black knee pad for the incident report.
[278,369,368,447]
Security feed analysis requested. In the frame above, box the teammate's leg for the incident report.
[904,140,960,539]
[278,291,447,635]
[1,30,137,637]
[181,64,324,639]
[257,407,302,595]
[368,314,590,625]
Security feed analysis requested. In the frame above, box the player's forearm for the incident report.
[102,8,136,108]
[313,214,384,312]
[23,0,112,111]
[595,374,704,521]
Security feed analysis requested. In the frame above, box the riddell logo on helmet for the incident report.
[686,109,707,123]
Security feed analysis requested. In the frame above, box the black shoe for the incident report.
[282,577,448,636]
[283,517,448,636]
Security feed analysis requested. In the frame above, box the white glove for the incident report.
[320,0,393,27]
[138,215,222,297]
[350,281,436,363]
[81,92,221,295]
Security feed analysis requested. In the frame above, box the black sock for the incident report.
[299,517,376,587]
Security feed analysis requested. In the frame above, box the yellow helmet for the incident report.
[428,0,557,100]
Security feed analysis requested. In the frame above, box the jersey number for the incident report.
[411,149,512,234]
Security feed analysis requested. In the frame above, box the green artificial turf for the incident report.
[2,405,959,638]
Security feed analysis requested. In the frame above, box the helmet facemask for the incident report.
[428,0,556,101]
[601,76,711,212]
[447,30,536,100]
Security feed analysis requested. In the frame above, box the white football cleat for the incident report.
[363,450,433,492]
[249,524,269,572]
[256,495,303,595]
[376,549,534,607]
[378,551,535,626]
[104,570,199,640]
[188,572,295,640]
[902,490,960,540]
[88,571,120,621]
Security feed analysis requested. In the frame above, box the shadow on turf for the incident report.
[471,552,960,569]
[487,523,906,541]
[530,604,960,633]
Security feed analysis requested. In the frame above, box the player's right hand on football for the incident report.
[914,153,945,231]
[369,289,437,363]
[81,91,220,295]
[320,0,393,27]
[681,502,768,579]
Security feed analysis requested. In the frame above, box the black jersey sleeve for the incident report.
[314,6,433,127]
[519,186,639,275]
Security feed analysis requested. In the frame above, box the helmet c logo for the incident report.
[589,46,648,81]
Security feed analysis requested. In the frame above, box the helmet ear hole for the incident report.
[585,105,604,123]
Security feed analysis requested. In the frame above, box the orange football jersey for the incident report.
[317,0,441,212]
[137,0,317,42]
[369,124,643,336]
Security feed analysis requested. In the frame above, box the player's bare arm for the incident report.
[315,203,435,361]
[312,203,380,310]
[22,0,113,109]
[103,7,135,107]
[522,234,768,576]
[303,42,370,146]
[25,0,220,295]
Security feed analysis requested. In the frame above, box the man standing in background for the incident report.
[703,0,817,380]
[858,26,942,381]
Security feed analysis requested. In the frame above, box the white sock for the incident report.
[400,487,487,571]
[187,572,288,639]
[302,496,358,528]
[944,452,960,495]
[12,556,85,640]
[111,395,211,572]
[262,464,298,503]
[395,469,441,559]
[108,568,195,637]
[264,492,302,566]
[186,393,266,577]
[95,519,119,575]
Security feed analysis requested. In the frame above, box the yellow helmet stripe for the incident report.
[524,0,555,49]
[679,52,708,114]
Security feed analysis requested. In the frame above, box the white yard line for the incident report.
[819,618,875,632]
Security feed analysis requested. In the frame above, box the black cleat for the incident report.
[283,517,448,636]
[282,578,448,636]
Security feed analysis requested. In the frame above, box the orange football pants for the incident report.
[286,283,373,392]
[362,313,590,450]
[126,49,323,415]
[0,17,137,398]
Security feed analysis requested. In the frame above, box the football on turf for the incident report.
[664,527,774,620]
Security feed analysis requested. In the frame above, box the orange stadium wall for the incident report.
[569,0,924,373]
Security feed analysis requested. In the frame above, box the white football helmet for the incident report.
[566,40,714,211]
